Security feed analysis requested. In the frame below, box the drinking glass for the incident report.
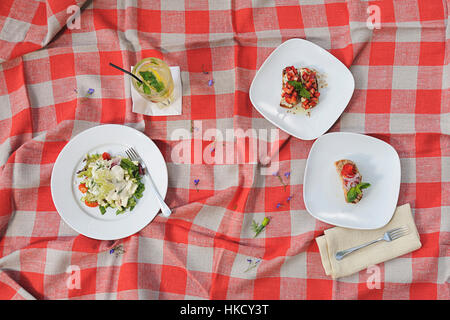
[132,57,174,107]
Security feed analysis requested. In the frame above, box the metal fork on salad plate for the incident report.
[125,147,172,217]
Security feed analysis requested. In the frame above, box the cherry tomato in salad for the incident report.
[85,200,98,207]
[102,152,111,160]
[78,183,88,193]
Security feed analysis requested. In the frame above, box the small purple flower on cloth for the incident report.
[208,79,214,86]
[244,258,262,273]
[78,88,95,100]
[194,179,200,192]
[109,244,125,257]
[272,171,287,190]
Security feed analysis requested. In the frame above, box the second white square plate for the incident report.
[303,132,401,229]
[249,38,355,140]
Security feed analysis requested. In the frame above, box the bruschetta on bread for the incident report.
[335,159,370,204]
[280,66,300,108]
[280,66,320,115]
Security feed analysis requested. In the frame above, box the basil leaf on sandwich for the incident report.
[347,182,371,202]
[287,80,311,100]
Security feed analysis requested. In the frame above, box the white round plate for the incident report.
[51,124,168,240]
[303,132,401,229]
[249,38,355,140]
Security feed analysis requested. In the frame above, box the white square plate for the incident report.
[249,38,355,140]
[303,132,401,229]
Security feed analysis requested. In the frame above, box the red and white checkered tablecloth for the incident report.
[0,0,448,300]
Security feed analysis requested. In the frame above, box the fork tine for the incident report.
[132,149,139,159]
[387,227,403,234]
[129,147,138,159]
[125,149,133,159]
[390,227,409,240]
[390,226,407,235]
[391,232,406,240]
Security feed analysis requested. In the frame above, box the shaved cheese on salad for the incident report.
[77,153,145,215]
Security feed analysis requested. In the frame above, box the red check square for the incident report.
[413,232,440,258]
[254,277,280,299]
[31,2,47,26]
[185,11,209,34]
[100,98,126,124]
[36,186,57,212]
[209,273,229,299]
[50,53,75,80]
[164,219,192,244]
[10,108,32,137]
[190,94,216,119]
[160,265,187,295]
[276,6,303,29]
[68,267,97,298]
[236,46,257,70]
[417,0,445,21]
[93,9,118,30]
[55,101,76,123]
[117,263,138,292]
[233,8,255,33]
[41,141,67,164]
[365,89,391,113]
[137,9,161,33]
[186,47,212,72]
[416,90,441,114]
[234,90,253,118]
[415,182,441,208]
[415,133,441,157]
[370,42,395,66]
[410,282,437,300]
[99,51,124,76]
[325,3,349,26]
[3,62,24,93]
[306,279,333,299]
[419,42,445,66]
[20,271,44,299]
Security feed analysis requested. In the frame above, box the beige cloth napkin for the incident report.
[131,66,182,116]
[316,203,421,279]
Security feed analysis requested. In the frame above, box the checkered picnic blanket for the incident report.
[0,0,448,300]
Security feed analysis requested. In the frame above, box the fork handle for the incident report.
[145,171,172,217]
[335,237,382,261]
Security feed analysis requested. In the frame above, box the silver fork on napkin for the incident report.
[335,227,409,261]
[125,147,172,217]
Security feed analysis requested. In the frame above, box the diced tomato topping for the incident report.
[85,200,98,207]
[341,163,356,178]
[102,152,111,160]
[78,183,88,193]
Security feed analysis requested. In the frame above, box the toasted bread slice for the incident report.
[335,159,363,204]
